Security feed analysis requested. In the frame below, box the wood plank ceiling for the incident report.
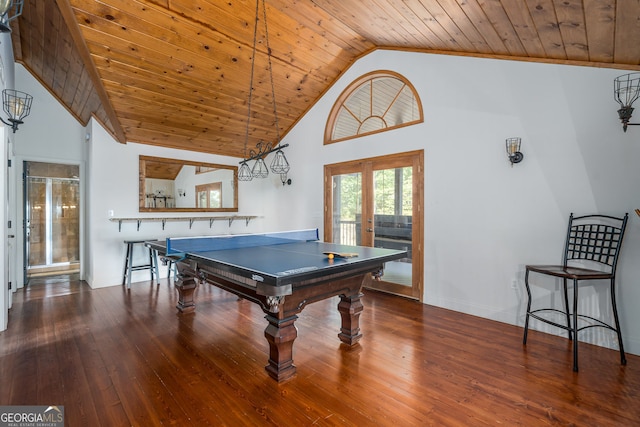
[8,0,640,158]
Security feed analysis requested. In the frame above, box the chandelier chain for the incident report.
[242,0,261,161]
[261,0,281,144]
[238,0,290,183]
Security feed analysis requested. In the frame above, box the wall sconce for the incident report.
[614,72,640,132]
[178,189,186,197]
[1,89,32,133]
[506,137,523,166]
[279,174,292,186]
[0,0,24,33]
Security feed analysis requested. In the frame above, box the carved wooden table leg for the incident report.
[174,269,198,313]
[264,314,298,382]
[337,292,364,345]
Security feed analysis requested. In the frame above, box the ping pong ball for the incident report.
[327,253,334,259]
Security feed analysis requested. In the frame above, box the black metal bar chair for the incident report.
[523,213,629,371]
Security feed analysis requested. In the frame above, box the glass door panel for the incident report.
[51,179,80,264]
[331,172,362,245]
[372,167,412,287]
[26,177,46,267]
[209,189,220,208]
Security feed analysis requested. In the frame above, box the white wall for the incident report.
[85,119,271,288]
[10,64,87,290]
[280,50,640,355]
[8,49,640,356]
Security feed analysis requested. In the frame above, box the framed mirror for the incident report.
[139,156,238,212]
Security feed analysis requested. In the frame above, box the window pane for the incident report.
[333,109,360,140]
[359,116,385,134]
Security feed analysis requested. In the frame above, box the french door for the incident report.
[324,150,423,300]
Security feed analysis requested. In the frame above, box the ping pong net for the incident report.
[166,229,319,255]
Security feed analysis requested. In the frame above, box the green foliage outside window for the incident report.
[336,167,412,221]
[374,167,412,216]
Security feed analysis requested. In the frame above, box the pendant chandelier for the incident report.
[238,0,290,184]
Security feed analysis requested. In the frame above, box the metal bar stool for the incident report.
[158,255,176,280]
[523,213,629,371]
[122,239,159,289]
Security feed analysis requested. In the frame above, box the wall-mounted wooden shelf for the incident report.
[110,215,259,232]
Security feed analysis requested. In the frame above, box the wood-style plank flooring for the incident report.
[1,275,639,426]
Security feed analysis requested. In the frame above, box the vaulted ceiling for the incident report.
[8,0,640,158]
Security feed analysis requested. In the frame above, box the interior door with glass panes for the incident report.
[324,151,423,300]
[196,182,222,208]
[24,161,80,280]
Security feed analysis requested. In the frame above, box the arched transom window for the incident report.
[325,71,423,144]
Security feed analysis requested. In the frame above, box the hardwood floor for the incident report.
[1,275,639,426]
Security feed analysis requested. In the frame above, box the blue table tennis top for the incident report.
[166,229,320,254]
[150,229,407,289]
